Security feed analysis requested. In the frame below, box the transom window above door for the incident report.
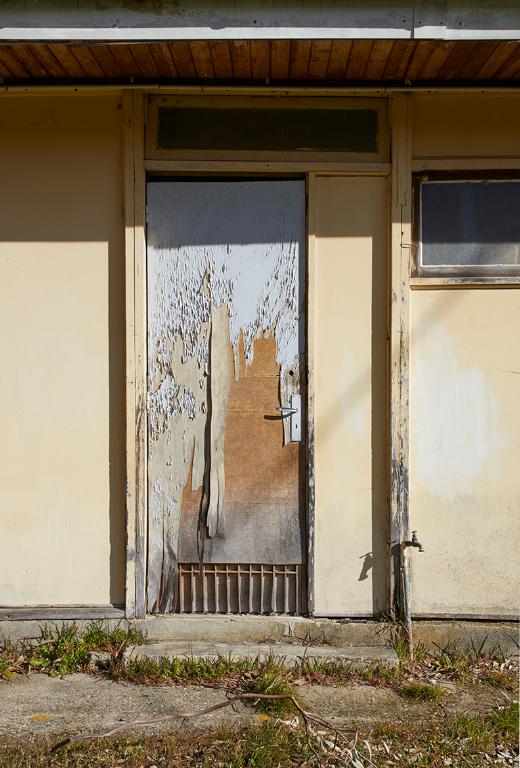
[146,96,388,162]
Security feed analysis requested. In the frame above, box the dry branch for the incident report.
[52,692,341,752]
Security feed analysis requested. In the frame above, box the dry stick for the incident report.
[52,692,341,753]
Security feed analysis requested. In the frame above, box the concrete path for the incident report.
[126,641,398,667]
[0,674,251,738]
[0,673,510,740]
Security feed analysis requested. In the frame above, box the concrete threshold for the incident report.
[126,640,398,668]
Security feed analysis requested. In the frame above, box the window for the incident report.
[157,105,378,153]
[146,96,388,162]
[413,172,520,277]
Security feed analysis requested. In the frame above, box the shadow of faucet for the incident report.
[358,551,373,581]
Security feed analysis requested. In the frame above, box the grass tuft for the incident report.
[478,669,517,691]
[114,653,259,685]
[359,662,398,685]
[249,668,301,716]
[0,636,23,680]
[390,629,410,663]
[399,680,442,701]
[22,621,148,678]
[26,624,91,677]
[81,620,147,658]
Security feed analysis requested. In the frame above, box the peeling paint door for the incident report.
[146,179,306,614]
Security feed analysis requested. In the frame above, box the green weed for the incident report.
[478,669,517,691]
[249,668,301,716]
[296,655,355,680]
[81,620,146,658]
[0,636,22,680]
[391,629,410,663]
[25,621,148,677]
[27,625,91,677]
[359,662,398,685]
[116,653,258,685]
[399,680,442,701]
[0,658,13,681]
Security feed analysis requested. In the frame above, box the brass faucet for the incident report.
[403,530,425,552]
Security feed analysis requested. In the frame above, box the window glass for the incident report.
[420,180,520,268]
[158,106,378,152]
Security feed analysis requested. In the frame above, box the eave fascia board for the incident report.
[2,1,520,42]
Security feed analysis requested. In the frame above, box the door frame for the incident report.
[123,89,395,620]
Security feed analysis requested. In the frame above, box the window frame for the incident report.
[412,170,520,281]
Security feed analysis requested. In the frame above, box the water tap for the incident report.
[403,530,425,552]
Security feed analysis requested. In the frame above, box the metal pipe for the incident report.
[401,530,425,656]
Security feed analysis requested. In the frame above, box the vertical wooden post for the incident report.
[389,94,412,626]
[306,172,317,616]
[124,90,147,619]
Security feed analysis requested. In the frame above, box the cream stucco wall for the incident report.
[409,290,520,616]
[412,94,520,160]
[0,94,126,606]
[312,175,389,616]
[409,93,520,617]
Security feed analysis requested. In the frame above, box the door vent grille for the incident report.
[177,563,306,615]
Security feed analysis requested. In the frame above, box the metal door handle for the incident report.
[277,394,301,442]
[277,407,298,417]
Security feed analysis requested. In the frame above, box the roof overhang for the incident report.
[2,0,520,42]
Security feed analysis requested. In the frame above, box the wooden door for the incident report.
[146,179,306,614]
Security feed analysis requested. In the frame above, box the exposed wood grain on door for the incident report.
[178,334,302,565]
[205,305,231,538]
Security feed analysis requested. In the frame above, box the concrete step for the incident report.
[126,640,399,668]
[135,614,390,647]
